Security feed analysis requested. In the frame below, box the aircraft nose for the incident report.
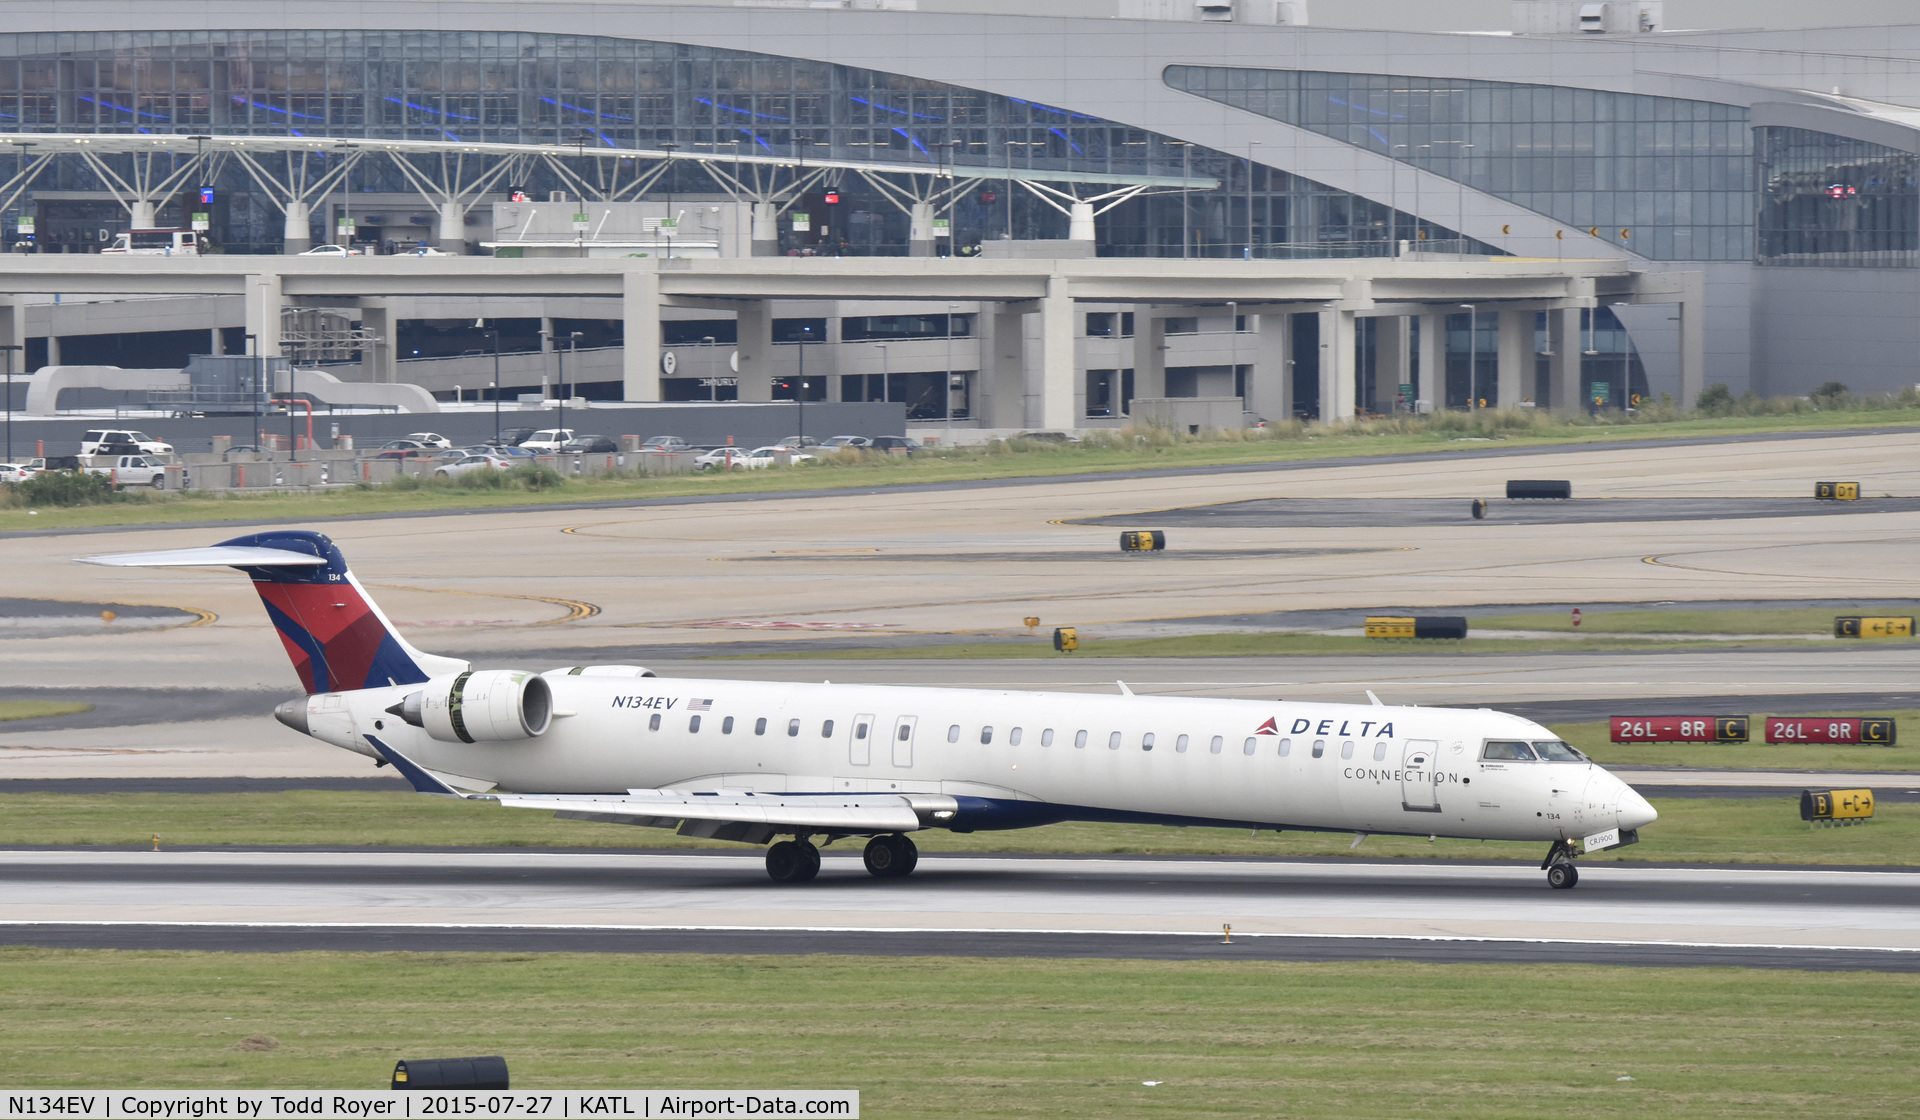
[1616,784,1658,830]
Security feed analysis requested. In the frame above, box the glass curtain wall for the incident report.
[1164,66,1753,262]
[1756,126,1919,268]
[0,30,1485,257]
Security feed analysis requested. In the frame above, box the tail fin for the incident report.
[80,529,469,693]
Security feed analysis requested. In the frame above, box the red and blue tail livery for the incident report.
[79,529,469,693]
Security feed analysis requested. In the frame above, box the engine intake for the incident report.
[394,670,553,743]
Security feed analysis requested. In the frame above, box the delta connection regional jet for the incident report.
[84,530,1656,887]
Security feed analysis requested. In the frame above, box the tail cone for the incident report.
[274,697,309,735]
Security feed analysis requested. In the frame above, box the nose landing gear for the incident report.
[1541,838,1579,889]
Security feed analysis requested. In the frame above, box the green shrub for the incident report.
[501,462,566,491]
[8,471,129,507]
[1695,384,1735,417]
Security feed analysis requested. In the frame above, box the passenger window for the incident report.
[1142,733,1155,751]
[1210,735,1223,754]
[787,719,800,737]
[1041,729,1054,746]
[649,713,661,732]
[1010,727,1023,746]
[1340,741,1355,760]
[854,722,868,739]
[1075,730,1088,748]
[1175,734,1188,753]
[1278,738,1291,757]
[1108,731,1122,750]
[689,715,702,733]
[1372,741,1387,761]
[1483,741,1537,761]
[948,724,961,743]
[822,719,834,738]
[981,726,993,745]
[898,724,911,741]
[1312,739,1325,758]
[722,716,734,734]
[1243,737,1256,755]
[755,717,767,736]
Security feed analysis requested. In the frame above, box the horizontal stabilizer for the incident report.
[496,790,932,833]
[78,546,327,569]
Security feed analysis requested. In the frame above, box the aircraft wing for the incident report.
[77,545,327,568]
[495,790,953,843]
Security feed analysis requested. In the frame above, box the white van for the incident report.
[100,229,204,257]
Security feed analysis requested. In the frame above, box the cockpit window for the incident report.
[1482,741,1537,761]
[1533,740,1587,762]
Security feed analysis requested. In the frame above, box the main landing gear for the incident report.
[1541,838,1580,889]
[862,833,919,879]
[763,833,920,883]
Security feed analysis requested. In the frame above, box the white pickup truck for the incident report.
[84,455,173,489]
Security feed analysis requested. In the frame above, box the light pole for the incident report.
[1,343,19,461]
[945,302,958,425]
[1415,144,1429,245]
[1245,139,1261,260]
[546,329,582,436]
[660,139,678,260]
[1004,139,1016,240]
[876,343,889,403]
[470,319,504,444]
[792,322,815,443]
[936,140,959,256]
[701,335,717,401]
[1391,143,1407,247]
[1459,303,1477,409]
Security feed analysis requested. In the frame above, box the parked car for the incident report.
[222,445,269,460]
[868,435,922,456]
[693,447,768,471]
[778,435,824,448]
[433,453,516,478]
[517,429,576,451]
[752,445,817,465]
[0,462,36,483]
[300,244,364,257]
[1012,430,1082,445]
[80,429,172,456]
[639,435,690,451]
[482,445,536,459]
[820,435,871,449]
[377,439,427,451]
[83,454,170,489]
[432,448,473,462]
[405,246,451,256]
[497,427,540,446]
[404,432,453,449]
[373,448,439,462]
[561,435,620,454]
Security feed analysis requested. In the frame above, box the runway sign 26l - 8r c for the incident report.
[1766,717,1896,745]
[1609,716,1749,743]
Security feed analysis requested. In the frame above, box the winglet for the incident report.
[1116,681,1133,696]
[365,734,464,797]
[1366,690,1385,707]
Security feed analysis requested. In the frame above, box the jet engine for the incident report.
[391,670,553,743]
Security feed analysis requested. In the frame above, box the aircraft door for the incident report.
[891,715,917,768]
[1401,739,1441,813]
[850,713,875,766]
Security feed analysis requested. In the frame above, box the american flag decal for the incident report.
[688,698,713,712]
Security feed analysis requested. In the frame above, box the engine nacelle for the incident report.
[395,670,553,743]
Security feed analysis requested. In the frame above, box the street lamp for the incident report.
[876,343,889,403]
[546,329,583,436]
[792,322,815,442]
[471,318,504,444]
[660,139,679,260]
[1245,139,1261,260]
[701,335,718,401]
[1,343,20,461]
[1459,303,1478,409]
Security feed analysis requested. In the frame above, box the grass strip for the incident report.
[718,633,1837,659]
[1475,607,1863,636]
[0,949,1913,1117]
[6,407,1920,533]
[3,791,1914,865]
[0,700,91,722]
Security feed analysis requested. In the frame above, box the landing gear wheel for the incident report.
[766,839,820,883]
[1546,862,1579,890]
[862,834,919,879]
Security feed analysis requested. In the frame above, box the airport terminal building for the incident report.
[0,0,1915,426]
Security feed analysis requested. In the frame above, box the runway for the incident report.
[0,849,1914,970]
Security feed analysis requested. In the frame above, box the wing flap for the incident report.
[498,791,926,833]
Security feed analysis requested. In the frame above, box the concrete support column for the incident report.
[1548,307,1579,412]
[1317,307,1356,425]
[438,202,465,255]
[210,325,226,356]
[1497,309,1531,408]
[981,304,1027,428]
[282,201,311,256]
[1416,312,1444,411]
[1068,201,1095,243]
[1130,311,1166,402]
[358,300,394,385]
[621,269,662,403]
[45,334,60,367]
[1249,312,1292,423]
[244,274,283,359]
[908,201,936,259]
[735,301,774,402]
[1675,271,1706,409]
[751,202,779,257]
[131,201,156,229]
[1035,276,1076,429]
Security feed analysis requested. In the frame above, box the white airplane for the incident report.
[83,530,1656,887]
